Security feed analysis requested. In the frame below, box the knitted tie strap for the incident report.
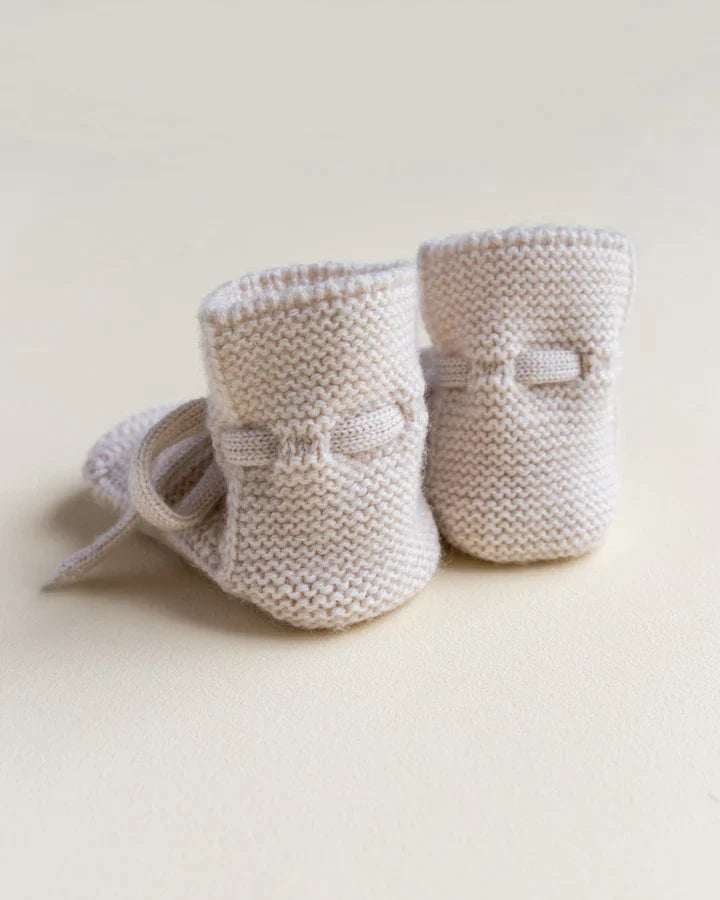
[423,348,583,388]
[50,399,223,586]
[219,404,406,466]
[50,399,409,586]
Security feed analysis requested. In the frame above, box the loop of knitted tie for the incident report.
[49,399,223,586]
[129,399,225,532]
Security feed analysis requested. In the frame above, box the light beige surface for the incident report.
[2,1,719,897]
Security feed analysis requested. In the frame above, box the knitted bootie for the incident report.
[53,262,440,629]
[419,226,635,562]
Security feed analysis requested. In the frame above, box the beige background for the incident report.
[2,1,719,897]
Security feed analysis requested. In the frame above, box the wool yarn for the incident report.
[54,261,440,629]
[419,226,635,562]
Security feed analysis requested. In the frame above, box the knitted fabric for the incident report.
[63,262,440,629]
[419,226,635,562]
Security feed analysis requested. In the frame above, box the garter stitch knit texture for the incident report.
[57,262,440,629]
[419,226,635,562]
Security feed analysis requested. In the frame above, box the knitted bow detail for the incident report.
[50,399,225,586]
[50,397,407,586]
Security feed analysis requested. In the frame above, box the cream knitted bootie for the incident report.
[53,262,440,629]
[419,226,635,562]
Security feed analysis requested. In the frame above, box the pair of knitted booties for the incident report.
[53,225,635,629]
